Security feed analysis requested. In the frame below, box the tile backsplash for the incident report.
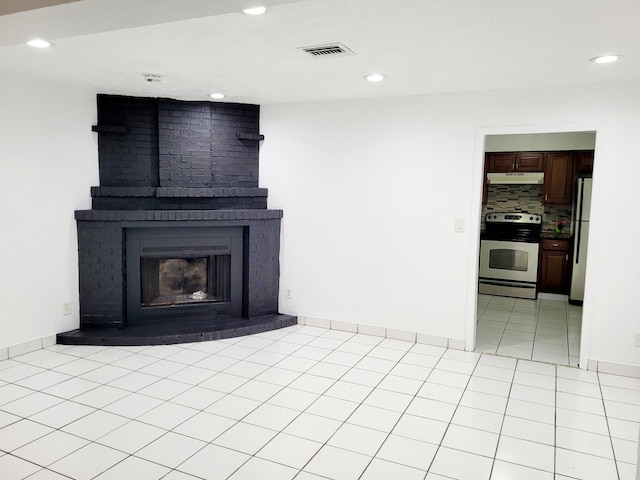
[482,184,572,233]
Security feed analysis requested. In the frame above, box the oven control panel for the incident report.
[485,213,542,224]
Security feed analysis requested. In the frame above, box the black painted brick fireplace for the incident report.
[58,95,294,346]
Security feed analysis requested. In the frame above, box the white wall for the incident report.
[0,74,97,351]
[261,80,640,369]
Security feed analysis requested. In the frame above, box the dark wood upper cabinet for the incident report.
[575,150,594,175]
[543,152,574,204]
[487,152,543,173]
[514,152,544,171]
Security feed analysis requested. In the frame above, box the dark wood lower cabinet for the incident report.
[539,239,571,294]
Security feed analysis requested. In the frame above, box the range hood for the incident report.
[487,172,544,185]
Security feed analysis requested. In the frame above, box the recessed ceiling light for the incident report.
[242,6,266,15]
[589,54,622,64]
[27,39,51,48]
[365,73,386,82]
[209,93,225,99]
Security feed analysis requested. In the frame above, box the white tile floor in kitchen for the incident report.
[476,294,583,367]
[1,323,638,479]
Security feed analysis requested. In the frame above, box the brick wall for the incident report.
[97,96,159,187]
[97,95,260,194]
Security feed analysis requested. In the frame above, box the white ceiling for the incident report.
[1,0,639,104]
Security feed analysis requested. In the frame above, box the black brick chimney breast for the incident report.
[61,95,294,346]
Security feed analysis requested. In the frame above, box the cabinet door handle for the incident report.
[566,254,569,261]
[552,243,560,247]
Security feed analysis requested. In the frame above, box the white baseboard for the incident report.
[297,316,465,351]
[2,335,58,360]
[589,359,640,378]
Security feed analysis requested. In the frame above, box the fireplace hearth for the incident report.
[57,95,295,346]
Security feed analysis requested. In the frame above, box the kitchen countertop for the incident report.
[541,232,572,240]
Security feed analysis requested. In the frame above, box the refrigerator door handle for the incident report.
[575,179,584,264]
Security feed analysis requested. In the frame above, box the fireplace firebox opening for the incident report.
[126,226,243,325]
[140,255,231,307]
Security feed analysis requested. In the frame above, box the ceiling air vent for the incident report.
[299,43,355,58]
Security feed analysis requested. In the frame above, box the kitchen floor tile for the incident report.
[327,422,388,456]
[392,413,448,444]
[204,394,261,420]
[305,395,359,421]
[556,426,614,459]
[256,432,322,469]
[169,385,225,410]
[241,402,300,431]
[283,412,342,442]
[476,297,581,367]
[441,423,499,457]
[555,408,610,435]
[363,388,413,412]
[416,381,464,404]
[495,435,555,472]
[176,443,250,479]
[346,403,403,432]
[12,430,88,466]
[459,389,508,414]
[500,414,555,445]
[48,442,128,480]
[509,383,555,406]
[303,444,372,480]
[61,409,129,441]
[136,401,198,430]
[452,405,504,433]
[227,456,298,480]
[172,411,236,442]
[555,447,619,480]
[325,379,373,402]
[375,434,438,470]
[0,419,55,451]
[0,453,44,478]
[286,373,334,395]
[102,392,164,419]
[97,419,166,453]
[93,456,171,480]
[490,460,554,480]
[429,446,493,480]
[360,457,426,480]
[505,398,555,424]
[136,432,207,468]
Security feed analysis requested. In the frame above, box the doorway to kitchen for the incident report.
[467,128,599,369]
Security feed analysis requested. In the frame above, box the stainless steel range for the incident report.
[478,212,542,299]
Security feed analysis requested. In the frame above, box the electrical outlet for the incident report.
[285,289,292,299]
[635,333,640,347]
[62,301,72,316]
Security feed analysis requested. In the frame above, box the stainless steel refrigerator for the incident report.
[569,177,592,304]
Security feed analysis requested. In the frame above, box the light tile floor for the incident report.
[476,294,583,366]
[0,324,638,479]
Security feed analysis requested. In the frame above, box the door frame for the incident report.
[465,123,604,369]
